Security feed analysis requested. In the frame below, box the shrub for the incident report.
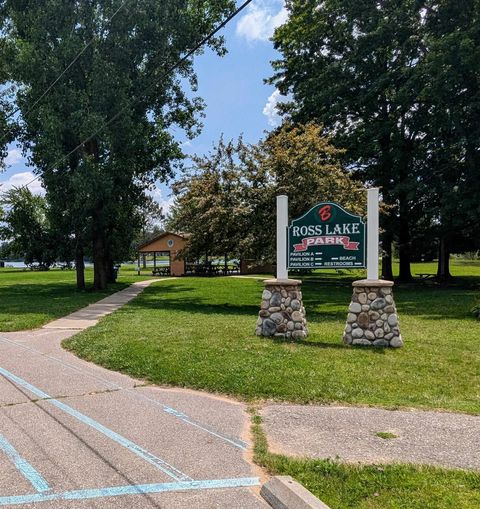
[472,304,480,320]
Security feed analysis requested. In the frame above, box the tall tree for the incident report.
[241,122,365,261]
[0,31,15,169]
[420,0,480,280]
[270,0,430,281]
[169,123,365,264]
[168,137,247,264]
[0,187,56,268]
[0,0,234,289]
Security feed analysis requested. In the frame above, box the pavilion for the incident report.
[137,232,188,276]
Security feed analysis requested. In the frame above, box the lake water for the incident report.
[1,261,26,268]
[0,261,95,268]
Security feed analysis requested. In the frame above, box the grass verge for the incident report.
[250,408,480,509]
[0,265,150,331]
[64,272,480,413]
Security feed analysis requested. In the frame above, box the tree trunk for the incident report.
[85,139,109,291]
[224,253,228,275]
[93,205,108,290]
[381,230,394,281]
[398,227,412,281]
[93,239,108,290]
[437,236,451,281]
[75,243,85,291]
[106,257,116,283]
[397,191,412,282]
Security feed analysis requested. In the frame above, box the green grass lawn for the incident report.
[64,260,480,414]
[4,260,480,507]
[252,411,480,509]
[0,265,151,331]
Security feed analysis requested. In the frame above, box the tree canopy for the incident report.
[0,0,234,288]
[270,0,480,280]
[0,187,55,268]
[169,122,365,263]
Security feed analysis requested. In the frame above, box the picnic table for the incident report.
[185,262,240,277]
[152,267,170,276]
[28,264,50,271]
[416,273,436,280]
[59,263,75,270]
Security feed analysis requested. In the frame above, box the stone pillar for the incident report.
[343,279,403,348]
[256,279,307,340]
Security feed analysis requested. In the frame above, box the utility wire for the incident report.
[20,0,254,191]
[0,0,130,148]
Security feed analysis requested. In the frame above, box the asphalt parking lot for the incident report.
[0,328,266,508]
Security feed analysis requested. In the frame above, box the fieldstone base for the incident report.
[256,279,307,339]
[343,279,403,348]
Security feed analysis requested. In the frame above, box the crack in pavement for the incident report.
[0,387,123,409]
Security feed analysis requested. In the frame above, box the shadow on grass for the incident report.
[268,335,389,353]
[131,296,261,318]
[130,283,346,322]
[0,281,128,318]
[269,336,346,350]
[134,279,479,324]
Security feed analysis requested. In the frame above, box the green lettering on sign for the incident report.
[288,202,366,269]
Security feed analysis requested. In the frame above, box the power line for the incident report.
[20,0,255,191]
[0,0,130,148]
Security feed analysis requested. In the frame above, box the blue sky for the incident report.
[0,0,286,213]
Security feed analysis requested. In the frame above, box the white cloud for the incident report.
[4,148,24,166]
[147,185,175,215]
[0,171,44,195]
[263,89,284,126]
[236,0,287,43]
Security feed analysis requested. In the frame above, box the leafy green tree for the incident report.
[0,0,234,289]
[0,33,16,167]
[419,0,480,279]
[0,187,56,268]
[241,122,365,261]
[128,195,165,262]
[271,1,480,281]
[270,0,431,281]
[169,123,364,265]
[168,137,247,268]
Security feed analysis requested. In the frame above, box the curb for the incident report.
[260,476,331,509]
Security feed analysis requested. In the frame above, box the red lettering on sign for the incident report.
[318,205,332,222]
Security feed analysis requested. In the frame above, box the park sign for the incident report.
[287,202,366,269]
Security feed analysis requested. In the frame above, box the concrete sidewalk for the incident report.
[262,404,480,471]
[43,279,161,330]
[0,279,267,508]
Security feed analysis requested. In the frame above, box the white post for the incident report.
[367,188,380,281]
[277,195,288,280]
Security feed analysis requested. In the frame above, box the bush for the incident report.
[472,304,480,320]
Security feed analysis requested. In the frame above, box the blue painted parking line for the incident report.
[0,434,50,493]
[0,336,248,450]
[0,366,192,482]
[0,477,260,506]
